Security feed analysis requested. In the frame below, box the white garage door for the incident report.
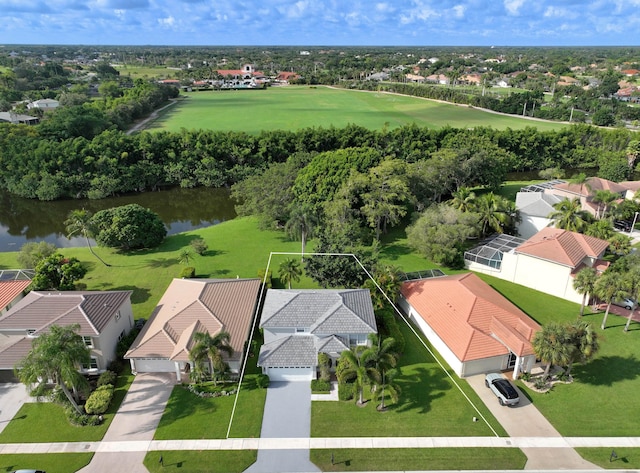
[266,367,314,382]
[134,359,175,373]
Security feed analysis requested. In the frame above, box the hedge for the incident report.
[84,384,114,415]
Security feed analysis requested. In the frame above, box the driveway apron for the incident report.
[78,373,175,473]
[244,381,320,473]
[466,374,600,470]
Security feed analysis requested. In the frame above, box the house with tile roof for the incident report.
[0,280,31,315]
[258,289,377,382]
[399,273,540,379]
[515,191,563,239]
[468,227,609,304]
[0,290,133,382]
[544,177,627,217]
[125,278,261,382]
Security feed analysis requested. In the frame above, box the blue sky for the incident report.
[1,0,639,46]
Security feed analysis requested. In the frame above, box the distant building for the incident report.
[0,112,39,125]
[27,98,59,110]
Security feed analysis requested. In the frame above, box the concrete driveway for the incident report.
[466,373,599,470]
[0,383,31,435]
[78,373,175,473]
[244,381,320,473]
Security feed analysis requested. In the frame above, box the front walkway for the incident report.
[466,374,600,470]
[244,381,320,473]
[77,373,175,473]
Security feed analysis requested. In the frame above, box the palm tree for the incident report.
[625,140,640,176]
[285,206,318,261]
[189,331,233,385]
[565,320,599,377]
[65,209,110,266]
[178,249,193,266]
[364,265,403,310]
[532,322,572,379]
[622,267,640,332]
[338,345,378,406]
[585,219,615,240]
[473,192,515,236]
[573,267,598,317]
[15,324,90,415]
[278,258,302,289]
[449,187,476,212]
[376,367,401,411]
[594,271,629,329]
[570,172,591,198]
[364,334,401,411]
[548,198,591,232]
[592,189,619,219]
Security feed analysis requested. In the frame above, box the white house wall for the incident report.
[93,299,135,370]
[509,254,581,304]
[518,216,552,239]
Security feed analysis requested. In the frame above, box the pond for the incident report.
[0,187,237,252]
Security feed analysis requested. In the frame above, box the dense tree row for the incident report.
[0,120,637,201]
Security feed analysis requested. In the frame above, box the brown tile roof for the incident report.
[0,336,34,369]
[0,280,31,311]
[401,273,539,362]
[125,278,261,363]
[0,290,132,336]
[515,228,609,268]
[551,177,627,197]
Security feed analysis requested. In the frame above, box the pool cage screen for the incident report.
[464,234,526,270]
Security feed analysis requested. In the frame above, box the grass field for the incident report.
[145,86,568,134]
[0,453,93,473]
[114,65,179,80]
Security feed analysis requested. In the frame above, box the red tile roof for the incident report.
[551,177,627,197]
[401,273,539,362]
[0,280,31,311]
[515,227,609,267]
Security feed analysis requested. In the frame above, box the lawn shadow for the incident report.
[380,242,413,261]
[394,365,449,414]
[573,355,640,386]
[112,285,151,304]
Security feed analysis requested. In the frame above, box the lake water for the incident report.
[0,187,237,252]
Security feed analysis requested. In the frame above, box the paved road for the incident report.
[244,381,320,473]
[76,373,175,473]
[466,374,600,470]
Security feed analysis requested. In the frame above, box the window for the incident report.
[295,328,306,333]
[82,336,93,348]
[349,334,367,346]
[82,357,98,371]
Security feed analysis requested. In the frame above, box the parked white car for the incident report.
[612,298,637,310]
[485,372,520,406]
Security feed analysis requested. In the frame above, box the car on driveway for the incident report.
[485,372,520,406]
[612,297,637,310]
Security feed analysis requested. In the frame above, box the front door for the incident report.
[507,352,517,368]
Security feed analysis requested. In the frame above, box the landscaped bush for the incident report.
[317,352,331,382]
[65,405,102,426]
[258,268,272,288]
[190,238,208,255]
[116,327,140,359]
[338,382,355,401]
[180,266,196,278]
[311,379,331,393]
[84,384,115,414]
[97,370,117,387]
[107,358,124,374]
[256,374,270,388]
[377,307,406,354]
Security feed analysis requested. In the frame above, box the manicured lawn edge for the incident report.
[0,453,93,473]
[144,450,256,473]
[575,448,640,469]
[310,448,527,471]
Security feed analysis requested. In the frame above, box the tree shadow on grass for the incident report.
[379,242,413,261]
[87,284,151,305]
[572,355,640,386]
[393,366,450,414]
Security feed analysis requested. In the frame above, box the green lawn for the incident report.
[478,273,640,437]
[144,450,257,473]
[114,65,179,80]
[0,453,93,473]
[311,448,527,471]
[145,86,568,134]
[575,448,640,469]
[0,366,135,443]
[311,321,507,438]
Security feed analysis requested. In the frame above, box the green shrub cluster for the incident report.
[65,405,102,426]
[338,382,355,401]
[97,370,117,387]
[180,266,196,278]
[84,384,115,415]
[377,307,406,354]
[311,379,331,393]
[258,269,272,288]
[190,238,208,255]
[256,374,270,388]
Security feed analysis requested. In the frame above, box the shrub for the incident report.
[258,268,272,288]
[84,384,115,415]
[520,371,531,381]
[65,406,102,426]
[376,307,405,354]
[17,241,57,269]
[190,238,208,255]
[318,352,331,382]
[338,382,355,401]
[311,379,331,393]
[180,266,196,278]
[116,328,140,359]
[107,358,124,374]
[256,374,270,388]
[97,370,117,387]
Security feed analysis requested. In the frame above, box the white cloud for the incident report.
[375,2,394,13]
[283,0,310,19]
[452,4,465,18]
[158,15,175,26]
[504,0,525,15]
[399,1,440,25]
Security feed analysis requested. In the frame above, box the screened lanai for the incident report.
[464,234,526,270]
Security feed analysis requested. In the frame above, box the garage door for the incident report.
[266,367,314,382]
[134,359,175,373]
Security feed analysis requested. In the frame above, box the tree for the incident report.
[189,331,233,385]
[565,320,599,376]
[594,270,628,329]
[285,205,318,261]
[625,140,640,175]
[31,253,87,291]
[278,258,302,289]
[17,241,57,269]
[363,333,401,411]
[591,190,618,219]
[65,209,110,267]
[548,198,591,232]
[573,267,598,317]
[532,322,572,379]
[178,249,193,266]
[91,204,167,250]
[585,219,614,240]
[364,265,403,310]
[449,187,476,212]
[471,192,517,237]
[15,324,90,415]
[622,265,640,332]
